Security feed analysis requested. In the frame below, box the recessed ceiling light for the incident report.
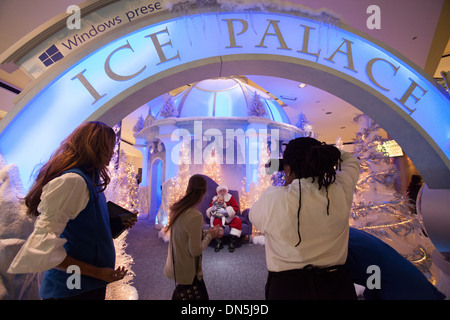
[298,83,307,88]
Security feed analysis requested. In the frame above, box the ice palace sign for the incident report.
[0,9,449,191]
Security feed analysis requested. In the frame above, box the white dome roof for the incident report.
[160,77,290,124]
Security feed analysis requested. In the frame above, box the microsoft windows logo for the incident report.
[39,45,64,67]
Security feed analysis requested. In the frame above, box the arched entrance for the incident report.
[0,9,449,251]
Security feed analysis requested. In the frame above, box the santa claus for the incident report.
[206,185,242,252]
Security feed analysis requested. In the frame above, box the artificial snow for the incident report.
[165,0,342,22]
[0,155,40,299]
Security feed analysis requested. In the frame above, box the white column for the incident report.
[245,119,267,190]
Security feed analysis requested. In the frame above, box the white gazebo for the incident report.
[134,77,309,218]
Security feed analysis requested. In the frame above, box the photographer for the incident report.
[250,137,360,300]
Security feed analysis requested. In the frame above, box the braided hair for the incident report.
[282,137,342,246]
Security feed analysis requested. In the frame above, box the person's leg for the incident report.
[265,270,315,299]
[303,266,357,300]
[213,218,224,252]
[228,217,242,252]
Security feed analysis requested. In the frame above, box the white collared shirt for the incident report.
[8,173,89,274]
[250,151,360,272]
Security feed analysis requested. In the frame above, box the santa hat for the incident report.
[216,185,228,194]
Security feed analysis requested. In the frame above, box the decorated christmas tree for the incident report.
[350,114,437,283]
[202,146,222,185]
[295,112,311,130]
[166,143,191,208]
[240,143,272,211]
[105,148,140,212]
[248,91,267,117]
[159,95,178,118]
[133,114,145,133]
[104,126,140,300]
[295,112,316,138]
[157,143,191,241]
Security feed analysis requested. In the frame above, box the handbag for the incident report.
[172,275,208,300]
[170,229,209,300]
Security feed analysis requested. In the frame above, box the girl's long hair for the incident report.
[165,175,207,231]
[24,121,116,216]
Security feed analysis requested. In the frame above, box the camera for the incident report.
[265,158,284,175]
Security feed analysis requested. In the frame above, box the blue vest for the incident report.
[39,168,116,299]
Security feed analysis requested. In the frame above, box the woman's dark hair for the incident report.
[24,121,116,216]
[282,137,342,246]
[165,174,207,231]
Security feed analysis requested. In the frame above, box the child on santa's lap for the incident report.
[206,185,242,252]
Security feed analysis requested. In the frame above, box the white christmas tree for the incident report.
[295,112,316,138]
[104,128,140,300]
[133,114,145,133]
[248,92,267,117]
[159,95,178,118]
[158,143,191,242]
[240,143,272,212]
[202,146,222,185]
[106,149,140,212]
[295,112,311,130]
[350,114,437,283]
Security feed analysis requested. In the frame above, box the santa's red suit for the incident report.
[206,186,242,237]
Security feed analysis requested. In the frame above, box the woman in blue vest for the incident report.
[8,121,131,300]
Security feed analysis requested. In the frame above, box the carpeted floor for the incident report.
[124,217,268,300]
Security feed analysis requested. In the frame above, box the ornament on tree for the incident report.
[350,114,437,283]
[248,91,268,117]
